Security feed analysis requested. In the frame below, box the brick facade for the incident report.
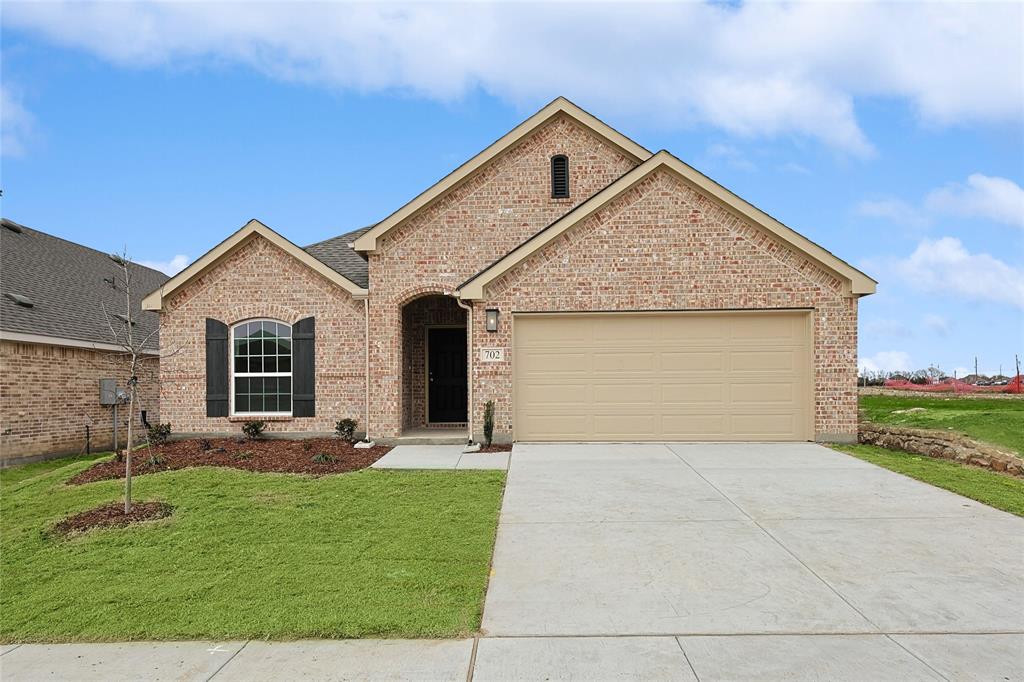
[159,235,365,436]
[472,170,858,440]
[0,340,160,463]
[367,115,639,437]
[154,108,864,443]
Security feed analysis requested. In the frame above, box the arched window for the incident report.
[551,154,569,198]
[231,319,292,415]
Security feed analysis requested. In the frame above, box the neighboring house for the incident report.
[0,220,168,464]
[144,98,876,445]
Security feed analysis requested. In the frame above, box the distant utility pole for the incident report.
[975,356,978,377]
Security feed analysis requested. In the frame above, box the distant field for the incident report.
[859,394,1024,455]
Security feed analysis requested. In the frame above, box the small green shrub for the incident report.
[335,418,358,442]
[312,452,337,464]
[146,451,166,466]
[483,400,495,447]
[146,422,172,446]
[242,420,266,440]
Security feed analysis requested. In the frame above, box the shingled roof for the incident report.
[0,219,169,353]
[303,225,372,288]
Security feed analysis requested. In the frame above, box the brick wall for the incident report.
[159,235,366,436]
[0,340,160,463]
[368,114,640,436]
[472,169,859,441]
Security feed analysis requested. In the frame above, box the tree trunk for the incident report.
[124,391,135,513]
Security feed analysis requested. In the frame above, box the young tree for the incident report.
[103,251,161,513]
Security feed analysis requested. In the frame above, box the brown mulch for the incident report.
[53,501,173,536]
[68,438,393,485]
[475,444,513,453]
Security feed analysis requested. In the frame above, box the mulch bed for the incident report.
[68,438,392,485]
[475,444,513,453]
[53,501,173,536]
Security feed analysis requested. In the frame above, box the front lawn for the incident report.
[859,394,1024,454]
[834,444,1024,517]
[1,455,505,642]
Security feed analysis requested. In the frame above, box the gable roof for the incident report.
[142,219,368,311]
[352,97,653,252]
[0,218,169,352]
[303,225,372,288]
[456,151,877,300]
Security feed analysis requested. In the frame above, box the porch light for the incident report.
[485,309,499,332]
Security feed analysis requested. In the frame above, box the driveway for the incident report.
[480,442,1024,678]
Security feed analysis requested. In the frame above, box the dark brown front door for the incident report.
[428,327,468,423]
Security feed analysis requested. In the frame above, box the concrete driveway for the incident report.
[481,442,1024,679]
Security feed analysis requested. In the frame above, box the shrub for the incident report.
[483,400,495,447]
[335,418,358,442]
[146,451,166,466]
[198,438,212,451]
[233,450,252,461]
[312,452,337,464]
[242,420,266,440]
[146,422,172,446]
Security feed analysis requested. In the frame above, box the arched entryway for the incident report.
[400,294,467,433]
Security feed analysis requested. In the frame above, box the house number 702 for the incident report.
[480,348,505,362]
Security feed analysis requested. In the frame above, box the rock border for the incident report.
[859,421,1023,477]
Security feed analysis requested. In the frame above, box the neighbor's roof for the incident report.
[353,97,653,252]
[142,219,369,311]
[457,151,878,300]
[303,225,372,288]
[0,218,169,352]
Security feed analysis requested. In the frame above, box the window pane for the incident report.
[280,394,291,412]
[277,338,291,355]
[249,356,263,373]
[235,394,250,413]
[264,394,278,412]
[280,324,291,338]
[278,357,291,373]
[280,377,291,394]
[264,356,277,373]
[249,394,264,413]
[234,357,247,374]
[235,377,249,394]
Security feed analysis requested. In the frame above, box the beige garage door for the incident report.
[513,311,813,441]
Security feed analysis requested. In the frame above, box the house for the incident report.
[0,219,168,464]
[143,98,875,445]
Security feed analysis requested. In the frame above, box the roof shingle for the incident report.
[303,225,372,288]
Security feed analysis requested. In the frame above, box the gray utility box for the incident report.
[99,378,118,405]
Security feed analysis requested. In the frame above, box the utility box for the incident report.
[99,378,117,405]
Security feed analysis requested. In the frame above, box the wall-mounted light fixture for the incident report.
[485,308,499,332]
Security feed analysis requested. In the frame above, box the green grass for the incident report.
[860,394,1024,454]
[835,444,1024,517]
[1,457,505,642]
[1,453,112,487]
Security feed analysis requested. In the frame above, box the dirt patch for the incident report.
[53,501,173,536]
[69,438,392,485]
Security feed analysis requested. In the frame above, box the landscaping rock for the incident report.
[859,422,1024,477]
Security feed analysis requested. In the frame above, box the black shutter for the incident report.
[551,155,569,198]
[205,318,229,417]
[292,316,316,417]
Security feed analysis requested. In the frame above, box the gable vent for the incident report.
[4,292,34,308]
[551,155,569,198]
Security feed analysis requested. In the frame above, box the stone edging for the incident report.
[859,421,1023,477]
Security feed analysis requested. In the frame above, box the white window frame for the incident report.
[229,318,293,417]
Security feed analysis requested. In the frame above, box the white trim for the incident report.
[0,330,159,355]
[229,318,294,418]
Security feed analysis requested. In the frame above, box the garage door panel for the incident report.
[514,312,812,441]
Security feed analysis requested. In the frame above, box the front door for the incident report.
[427,327,468,423]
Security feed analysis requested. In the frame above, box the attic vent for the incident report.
[114,313,136,325]
[551,155,569,198]
[2,220,23,234]
[4,292,33,308]
[109,254,127,266]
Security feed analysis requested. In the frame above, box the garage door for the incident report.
[513,311,813,441]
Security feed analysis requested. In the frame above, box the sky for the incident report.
[2,1,1022,378]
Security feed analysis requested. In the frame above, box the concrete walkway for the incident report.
[4,443,1021,680]
[371,444,509,470]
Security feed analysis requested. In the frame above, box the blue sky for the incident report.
[2,2,1022,377]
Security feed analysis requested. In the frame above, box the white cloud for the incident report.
[1,84,37,157]
[922,314,952,337]
[859,351,912,373]
[139,254,189,275]
[892,237,1024,310]
[778,162,811,175]
[704,143,756,172]
[863,318,914,338]
[925,174,1024,228]
[856,199,928,227]
[4,1,1022,155]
